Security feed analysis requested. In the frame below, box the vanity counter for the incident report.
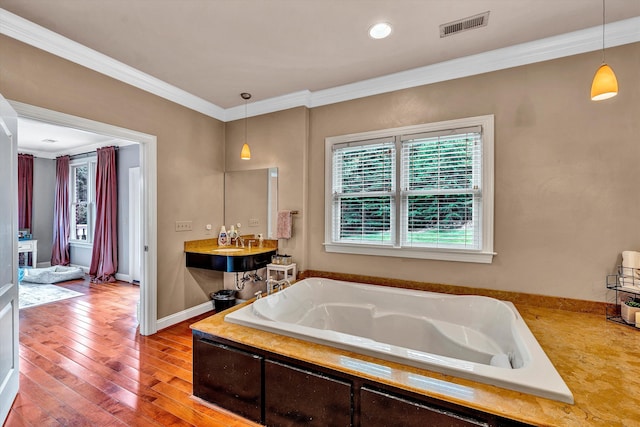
[191,295,640,426]
[184,237,277,256]
[185,238,277,272]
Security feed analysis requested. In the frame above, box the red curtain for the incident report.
[18,154,33,231]
[90,146,118,283]
[51,156,70,266]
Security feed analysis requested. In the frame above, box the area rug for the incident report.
[19,283,84,309]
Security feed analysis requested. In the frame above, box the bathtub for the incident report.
[225,278,573,403]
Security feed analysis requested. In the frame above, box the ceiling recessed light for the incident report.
[42,138,57,144]
[369,22,392,39]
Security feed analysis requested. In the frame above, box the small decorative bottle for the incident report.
[218,226,228,246]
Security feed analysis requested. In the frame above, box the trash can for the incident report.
[210,289,236,312]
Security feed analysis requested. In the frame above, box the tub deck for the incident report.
[225,278,572,403]
[191,294,640,426]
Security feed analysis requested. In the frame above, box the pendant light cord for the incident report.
[601,0,606,63]
[244,98,248,144]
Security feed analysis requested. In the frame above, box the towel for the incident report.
[622,251,640,278]
[277,210,293,239]
[619,275,639,288]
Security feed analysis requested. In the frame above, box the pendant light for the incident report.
[590,0,618,101]
[240,92,252,160]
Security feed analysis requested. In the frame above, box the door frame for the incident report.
[0,94,19,424]
[129,166,141,283]
[9,101,158,336]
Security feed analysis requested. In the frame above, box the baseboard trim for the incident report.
[115,273,131,282]
[156,300,214,331]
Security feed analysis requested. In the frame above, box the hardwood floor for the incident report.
[5,278,260,427]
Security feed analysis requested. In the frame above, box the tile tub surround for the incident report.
[192,299,640,426]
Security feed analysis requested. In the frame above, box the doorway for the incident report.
[10,101,158,335]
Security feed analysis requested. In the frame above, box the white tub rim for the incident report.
[225,277,574,404]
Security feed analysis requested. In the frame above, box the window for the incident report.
[325,115,494,263]
[70,156,96,244]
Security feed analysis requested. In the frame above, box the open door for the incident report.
[0,94,19,423]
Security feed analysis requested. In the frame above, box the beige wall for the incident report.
[306,43,640,302]
[4,30,638,320]
[225,107,308,267]
[0,35,226,318]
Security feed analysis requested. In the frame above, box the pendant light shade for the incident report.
[240,143,251,160]
[591,63,618,101]
[240,92,252,160]
[591,0,618,101]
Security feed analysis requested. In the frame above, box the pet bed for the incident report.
[21,266,84,284]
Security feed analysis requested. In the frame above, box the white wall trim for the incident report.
[0,8,225,121]
[115,273,132,282]
[156,300,213,331]
[225,90,312,121]
[2,8,639,122]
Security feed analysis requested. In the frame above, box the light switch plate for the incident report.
[175,221,193,231]
[248,218,259,227]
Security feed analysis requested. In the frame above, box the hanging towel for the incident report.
[277,210,293,239]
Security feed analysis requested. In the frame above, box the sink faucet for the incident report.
[236,236,245,248]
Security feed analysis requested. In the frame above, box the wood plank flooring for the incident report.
[4,278,260,427]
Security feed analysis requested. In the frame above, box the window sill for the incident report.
[323,243,495,264]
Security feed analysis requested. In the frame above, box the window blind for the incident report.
[401,128,482,249]
[332,141,395,244]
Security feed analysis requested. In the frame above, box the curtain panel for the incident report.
[90,146,118,283]
[51,155,70,266]
[17,153,33,231]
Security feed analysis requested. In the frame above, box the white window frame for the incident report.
[69,156,97,246]
[324,115,495,264]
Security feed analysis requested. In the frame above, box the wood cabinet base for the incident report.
[192,330,532,427]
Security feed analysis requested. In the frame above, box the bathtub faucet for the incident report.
[280,279,291,290]
[266,278,280,295]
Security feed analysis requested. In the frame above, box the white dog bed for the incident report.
[21,266,85,284]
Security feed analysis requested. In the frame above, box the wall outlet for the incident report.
[175,221,192,231]
[248,218,259,227]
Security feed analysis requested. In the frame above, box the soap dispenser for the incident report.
[218,226,228,246]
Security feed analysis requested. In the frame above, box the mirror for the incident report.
[224,167,278,238]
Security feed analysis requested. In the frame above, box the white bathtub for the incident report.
[225,278,573,403]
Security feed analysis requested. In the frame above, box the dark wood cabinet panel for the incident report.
[193,338,263,423]
[360,387,489,427]
[192,331,533,427]
[264,360,352,427]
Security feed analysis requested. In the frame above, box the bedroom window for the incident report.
[324,115,494,263]
[70,156,96,243]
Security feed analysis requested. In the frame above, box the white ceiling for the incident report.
[2,0,640,154]
[16,117,134,159]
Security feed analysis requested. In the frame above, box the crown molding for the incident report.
[224,90,312,121]
[2,8,639,122]
[308,17,640,109]
[0,8,226,121]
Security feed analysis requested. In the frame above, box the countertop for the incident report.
[191,297,640,426]
[184,237,277,256]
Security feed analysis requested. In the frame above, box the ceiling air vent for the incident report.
[440,11,490,38]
